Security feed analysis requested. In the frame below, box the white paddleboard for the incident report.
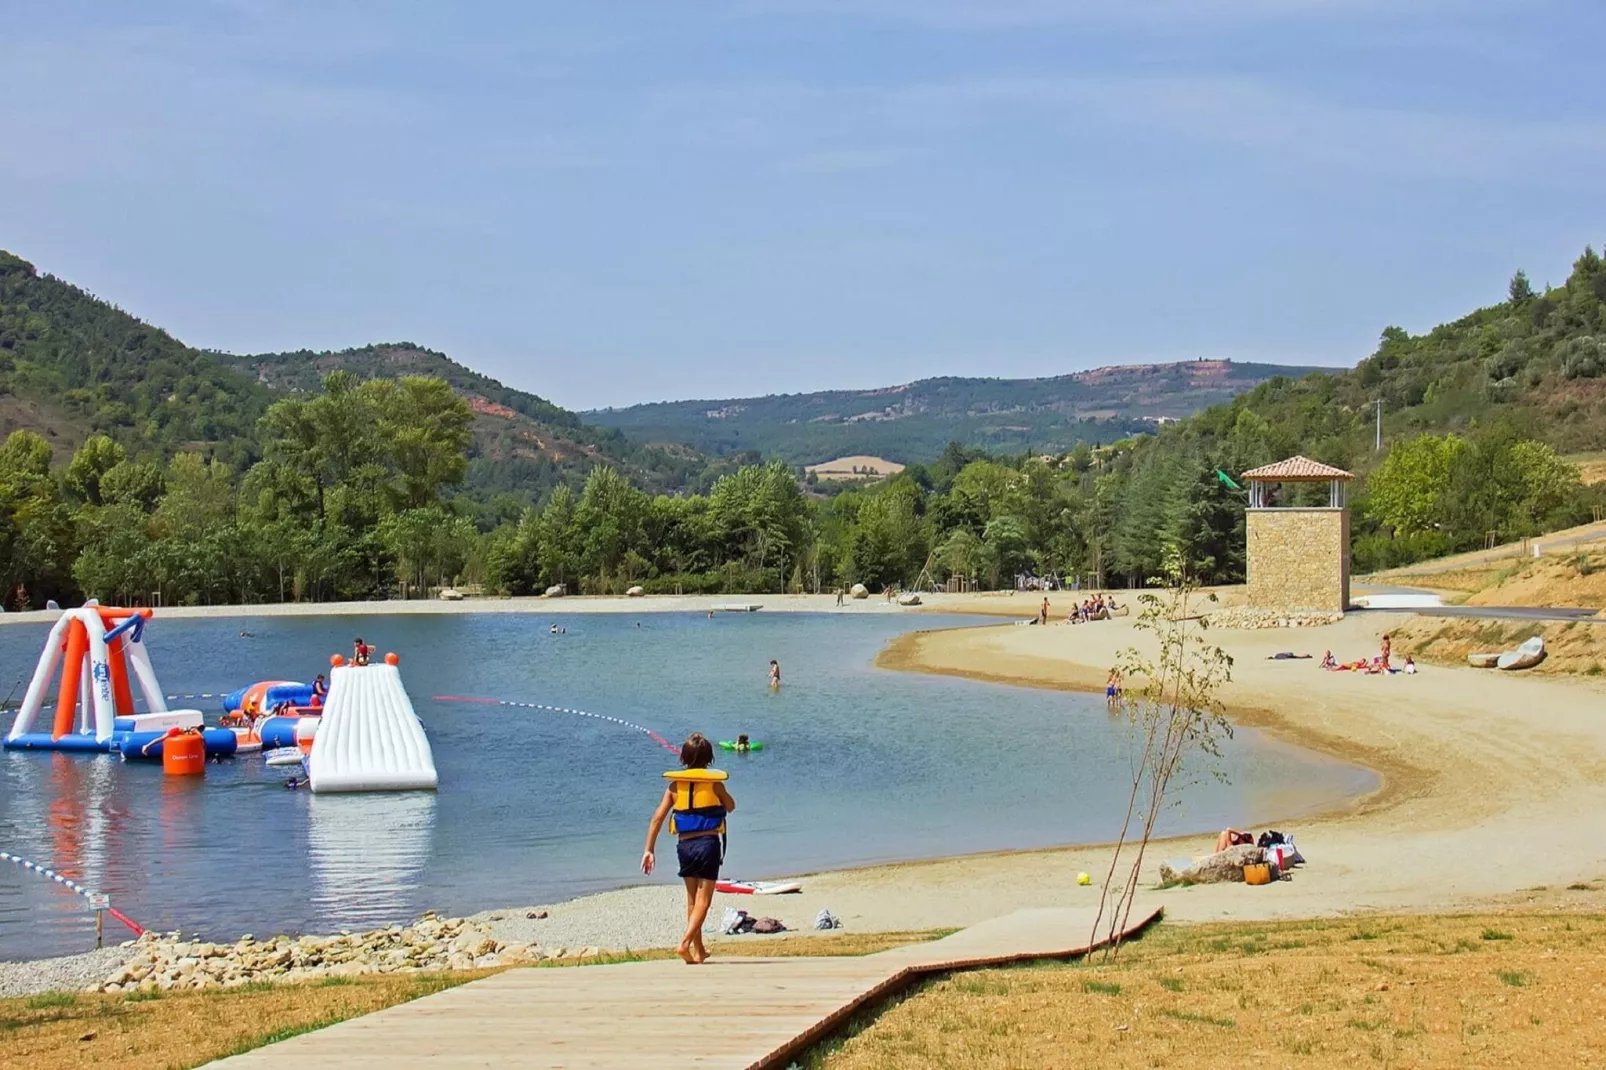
[716,880,803,895]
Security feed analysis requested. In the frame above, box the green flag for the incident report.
[1216,469,1241,491]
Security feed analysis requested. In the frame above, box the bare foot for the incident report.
[693,944,712,964]
[676,942,697,965]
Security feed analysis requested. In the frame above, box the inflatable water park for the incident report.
[2,606,437,793]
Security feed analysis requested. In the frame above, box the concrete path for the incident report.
[208,904,1160,1070]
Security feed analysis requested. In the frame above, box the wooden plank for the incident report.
[207,904,1159,1070]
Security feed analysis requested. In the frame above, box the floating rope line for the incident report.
[432,695,680,755]
[0,850,145,935]
[165,693,223,702]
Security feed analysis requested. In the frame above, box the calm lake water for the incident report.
[0,612,1376,960]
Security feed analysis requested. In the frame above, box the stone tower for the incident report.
[1243,456,1354,614]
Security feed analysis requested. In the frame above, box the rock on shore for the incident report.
[92,912,596,994]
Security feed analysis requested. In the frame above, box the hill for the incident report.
[220,343,710,500]
[585,359,1323,464]
[1189,249,1606,469]
[0,250,267,468]
[0,250,711,501]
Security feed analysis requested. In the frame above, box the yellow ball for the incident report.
[1077,872,1091,886]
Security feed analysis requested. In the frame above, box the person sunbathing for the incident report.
[1320,650,1337,670]
[1215,828,1255,853]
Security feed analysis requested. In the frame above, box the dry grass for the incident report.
[0,971,487,1070]
[0,930,938,1070]
[810,913,1606,1069]
[1389,615,1606,677]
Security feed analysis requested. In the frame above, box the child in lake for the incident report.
[643,733,736,965]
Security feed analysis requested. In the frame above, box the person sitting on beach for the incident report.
[310,674,328,707]
[352,637,372,666]
[643,732,736,965]
[1215,828,1255,853]
[1403,655,1417,675]
[1320,650,1337,670]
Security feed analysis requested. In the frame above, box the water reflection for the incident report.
[308,793,436,930]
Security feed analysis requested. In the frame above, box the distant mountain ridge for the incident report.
[586,359,1326,464]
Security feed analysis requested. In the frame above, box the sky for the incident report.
[2,2,1602,410]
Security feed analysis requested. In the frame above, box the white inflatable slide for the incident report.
[307,663,438,793]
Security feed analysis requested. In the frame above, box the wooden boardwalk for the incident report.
[209,904,1160,1070]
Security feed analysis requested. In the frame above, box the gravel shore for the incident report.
[0,946,134,999]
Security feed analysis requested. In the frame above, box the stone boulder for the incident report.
[1159,844,1265,886]
[850,583,869,600]
[625,586,645,597]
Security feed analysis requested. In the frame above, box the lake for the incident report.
[0,611,1376,960]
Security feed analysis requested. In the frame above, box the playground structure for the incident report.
[306,655,438,793]
[3,606,237,760]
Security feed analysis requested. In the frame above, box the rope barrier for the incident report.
[0,850,145,935]
[432,695,680,755]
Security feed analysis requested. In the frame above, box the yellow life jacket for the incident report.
[664,768,727,835]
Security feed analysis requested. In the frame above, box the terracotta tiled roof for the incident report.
[1240,455,1354,481]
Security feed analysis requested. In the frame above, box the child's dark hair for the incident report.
[680,732,714,769]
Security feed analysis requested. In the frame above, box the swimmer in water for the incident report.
[239,631,251,638]
[735,733,752,753]
[768,659,781,688]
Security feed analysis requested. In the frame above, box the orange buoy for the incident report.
[162,728,206,776]
[384,652,399,666]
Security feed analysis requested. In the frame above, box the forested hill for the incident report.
[585,359,1321,464]
[1189,247,1606,468]
[0,250,265,467]
[0,250,707,499]
[219,343,710,499]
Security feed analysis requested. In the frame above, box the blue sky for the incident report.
[2,2,1601,409]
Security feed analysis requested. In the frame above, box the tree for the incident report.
[100,461,166,511]
[1508,269,1536,304]
[1366,433,1466,537]
[368,376,473,508]
[66,434,127,505]
[1092,557,1233,956]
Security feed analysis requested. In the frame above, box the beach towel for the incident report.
[752,917,787,934]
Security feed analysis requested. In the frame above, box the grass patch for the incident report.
[24,992,77,1010]
[813,913,1606,1069]
[1482,928,1514,941]
[1158,1008,1235,1028]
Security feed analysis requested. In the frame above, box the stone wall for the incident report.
[1246,508,1350,613]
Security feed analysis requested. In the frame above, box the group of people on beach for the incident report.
[1034,594,1121,625]
[1319,633,1415,675]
